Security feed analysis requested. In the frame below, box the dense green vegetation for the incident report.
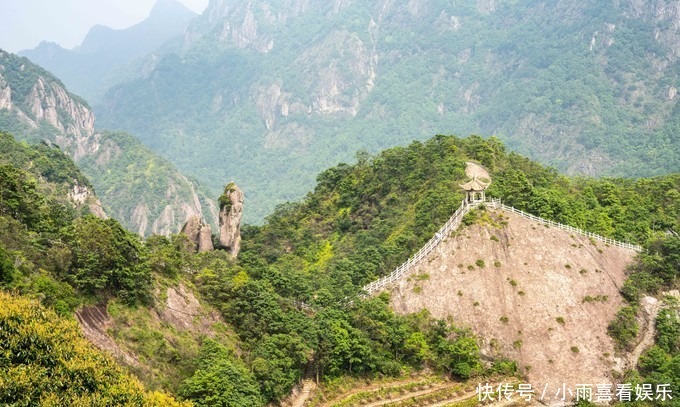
[0,291,189,406]
[183,134,676,404]
[0,132,155,312]
[95,0,680,223]
[1,131,678,405]
[614,238,680,407]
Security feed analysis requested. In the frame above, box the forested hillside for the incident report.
[1,132,677,405]
[0,50,217,235]
[94,0,680,222]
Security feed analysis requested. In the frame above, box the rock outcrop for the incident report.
[218,182,244,257]
[68,183,107,219]
[180,215,214,253]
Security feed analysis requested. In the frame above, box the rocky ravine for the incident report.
[390,208,637,404]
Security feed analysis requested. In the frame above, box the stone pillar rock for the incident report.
[198,224,214,252]
[180,215,214,253]
[218,182,244,257]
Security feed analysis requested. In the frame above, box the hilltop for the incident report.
[391,205,636,398]
[0,133,677,406]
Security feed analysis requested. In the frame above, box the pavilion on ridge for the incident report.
[460,175,491,204]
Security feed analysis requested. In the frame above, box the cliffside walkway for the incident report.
[362,197,642,295]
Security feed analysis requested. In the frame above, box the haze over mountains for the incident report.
[20,0,197,103]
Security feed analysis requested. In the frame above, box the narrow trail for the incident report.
[315,378,437,407]
[627,296,661,368]
[358,383,454,407]
[291,379,316,407]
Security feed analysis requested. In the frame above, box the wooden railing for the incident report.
[362,197,641,295]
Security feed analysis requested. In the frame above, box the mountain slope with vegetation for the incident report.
[1,132,677,406]
[0,50,217,235]
[0,291,189,406]
[96,0,680,222]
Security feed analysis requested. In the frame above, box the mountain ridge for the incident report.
[0,49,217,235]
[95,0,680,223]
[19,0,196,103]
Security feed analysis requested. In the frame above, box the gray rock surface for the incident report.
[218,183,244,257]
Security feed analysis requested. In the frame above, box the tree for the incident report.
[66,216,152,305]
[180,339,263,407]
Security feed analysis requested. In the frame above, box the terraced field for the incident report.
[302,376,525,407]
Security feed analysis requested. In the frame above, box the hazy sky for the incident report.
[0,0,209,53]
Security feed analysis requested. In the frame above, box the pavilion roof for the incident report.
[459,175,490,191]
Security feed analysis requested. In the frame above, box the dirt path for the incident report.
[316,378,438,407]
[359,383,455,407]
[627,296,661,368]
[290,379,316,407]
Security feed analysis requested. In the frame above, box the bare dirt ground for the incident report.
[465,162,491,181]
[278,379,316,407]
[158,282,221,334]
[75,304,141,368]
[390,208,638,405]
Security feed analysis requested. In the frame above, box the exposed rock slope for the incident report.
[390,207,637,400]
[0,49,216,235]
[76,282,228,392]
[180,215,214,252]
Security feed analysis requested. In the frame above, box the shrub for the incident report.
[608,306,639,351]
[475,259,485,268]
[556,317,566,325]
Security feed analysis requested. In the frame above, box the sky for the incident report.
[0,0,209,53]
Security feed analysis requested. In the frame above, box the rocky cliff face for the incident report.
[180,215,214,253]
[96,0,680,224]
[218,182,243,256]
[68,182,107,219]
[0,50,216,236]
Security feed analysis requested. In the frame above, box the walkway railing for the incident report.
[363,199,475,295]
[362,197,641,295]
[486,200,643,252]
